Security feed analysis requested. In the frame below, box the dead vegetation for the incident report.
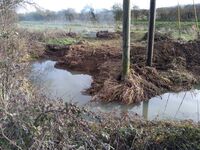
[1,76,200,150]
[1,89,200,150]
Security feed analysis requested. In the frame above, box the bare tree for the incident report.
[64,8,76,22]
[112,3,123,23]
[89,7,97,23]
[132,5,140,21]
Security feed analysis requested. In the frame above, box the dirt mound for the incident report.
[46,44,70,51]
[182,40,200,66]
[96,31,120,39]
[91,62,196,104]
[142,32,172,41]
[131,40,187,69]
[91,65,167,104]
[45,45,70,57]
[42,37,200,104]
[65,32,77,37]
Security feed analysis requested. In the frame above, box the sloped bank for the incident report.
[1,98,200,150]
[42,37,200,104]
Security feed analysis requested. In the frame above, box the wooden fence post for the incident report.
[177,0,181,38]
[146,0,156,67]
[122,0,131,79]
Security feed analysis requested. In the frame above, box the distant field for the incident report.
[18,21,115,33]
[133,21,199,29]
[19,20,199,32]
[19,21,200,41]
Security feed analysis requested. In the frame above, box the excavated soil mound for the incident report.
[131,40,186,69]
[142,32,172,41]
[131,39,200,73]
[96,31,121,39]
[43,38,200,104]
[45,45,70,57]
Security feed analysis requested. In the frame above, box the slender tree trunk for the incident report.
[122,0,131,80]
[146,0,156,67]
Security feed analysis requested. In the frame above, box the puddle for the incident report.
[30,60,93,105]
[88,91,200,122]
[30,60,200,122]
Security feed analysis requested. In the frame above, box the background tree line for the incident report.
[18,6,114,24]
[18,3,200,23]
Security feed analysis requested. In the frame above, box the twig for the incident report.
[197,98,199,123]
[0,126,23,150]
[163,93,170,114]
[34,108,65,126]
[174,92,187,119]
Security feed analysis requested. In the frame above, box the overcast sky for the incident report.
[19,0,200,13]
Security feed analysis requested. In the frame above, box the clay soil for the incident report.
[33,33,200,104]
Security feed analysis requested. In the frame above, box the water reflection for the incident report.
[143,101,149,119]
[30,60,93,105]
[88,91,200,122]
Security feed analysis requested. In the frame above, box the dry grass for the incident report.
[1,91,200,150]
[94,70,144,104]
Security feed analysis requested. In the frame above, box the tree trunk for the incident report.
[146,0,156,67]
[122,0,131,80]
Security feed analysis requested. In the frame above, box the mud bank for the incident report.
[31,34,200,104]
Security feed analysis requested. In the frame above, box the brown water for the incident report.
[30,60,200,122]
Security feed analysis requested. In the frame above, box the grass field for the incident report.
[18,21,115,33]
[19,21,200,41]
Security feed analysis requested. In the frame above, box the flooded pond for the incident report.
[30,61,93,105]
[30,60,200,122]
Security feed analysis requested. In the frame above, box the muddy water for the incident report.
[30,60,200,122]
